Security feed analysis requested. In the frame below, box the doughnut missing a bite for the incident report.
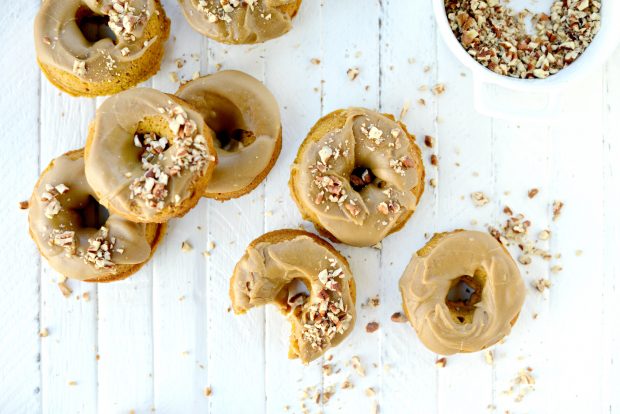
[230,229,356,364]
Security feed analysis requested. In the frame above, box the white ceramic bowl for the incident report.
[433,0,620,120]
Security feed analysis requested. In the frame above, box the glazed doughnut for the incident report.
[28,150,165,282]
[178,0,302,44]
[399,230,526,355]
[230,230,356,364]
[289,108,425,247]
[176,70,282,200]
[84,88,218,223]
[34,0,170,97]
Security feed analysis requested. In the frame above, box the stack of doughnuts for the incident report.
[30,0,528,363]
[29,70,282,282]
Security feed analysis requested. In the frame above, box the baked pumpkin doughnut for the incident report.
[84,88,218,223]
[176,70,282,200]
[29,149,165,282]
[399,230,526,355]
[34,0,170,97]
[178,0,302,44]
[289,108,425,247]
[230,230,356,364]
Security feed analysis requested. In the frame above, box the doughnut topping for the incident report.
[129,104,213,211]
[301,262,353,351]
[29,151,160,281]
[291,108,424,247]
[176,70,281,198]
[230,231,356,363]
[399,230,526,355]
[180,0,298,44]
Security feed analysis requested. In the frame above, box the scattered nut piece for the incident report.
[424,135,434,148]
[552,200,564,221]
[351,356,366,377]
[347,68,360,81]
[528,188,539,199]
[533,278,552,292]
[58,281,72,298]
[181,241,193,252]
[435,357,447,368]
[39,328,49,337]
[431,83,445,95]
[204,386,212,397]
[19,200,29,210]
[391,312,407,323]
[484,350,494,365]
[365,322,379,333]
[471,191,490,207]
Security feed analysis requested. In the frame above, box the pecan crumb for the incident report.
[390,312,407,323]
[19,200,29,210]
[552,200,564,221]
[347,68,360,81]
[424,135,434,148]
[365,321,379,333]
[435,357,447,368]
[528,188,539,199]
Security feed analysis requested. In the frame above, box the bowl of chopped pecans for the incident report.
[434,0,620,120]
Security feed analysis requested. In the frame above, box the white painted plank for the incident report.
[603,48,620,414]
[39,80,99,414]
[150,2,209,411]
[261,1,324,412]
[545,73,606,414]
[489,121,552,414]
[0,1,42,412]
[435,38,495,414]
[204,40,267,414]
[379,0,439,412]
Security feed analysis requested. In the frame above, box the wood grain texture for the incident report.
[2,0,620,413]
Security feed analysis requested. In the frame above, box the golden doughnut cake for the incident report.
[34,0,170,97]
[28,149,165,283]
[176,70,282,200]
[230,229,356,364]
[289,108,425,247]
[399,230,526,355]
[178,0,302,44]
[85,88,218,223]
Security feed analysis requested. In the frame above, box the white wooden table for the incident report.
[2,1,620,413]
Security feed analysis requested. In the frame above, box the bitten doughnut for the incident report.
[399,230,526,355]
[230,230,356,364]
[34,0,170,97]
[290,108,425,247]
[28,150,165,282]
[85,88,218,223]
[176,70,282,200]
[178,0,302,44]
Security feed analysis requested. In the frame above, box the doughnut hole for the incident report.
[126,116,177,163]
[350,166,375,192]
[76,5,117,45]
[200,94,255,152]
[445,268,487,324]
[51,193,110,233]
[274,278,311,316]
